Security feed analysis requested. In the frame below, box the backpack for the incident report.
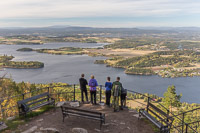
[121,87,127,95]
[113,85,121,97]
[91,80,96,87]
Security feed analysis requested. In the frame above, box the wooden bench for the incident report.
[17,92,55,116]
[139,102,174,133]
[61,105,105,129]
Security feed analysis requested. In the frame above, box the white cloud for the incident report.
[0,0,200,19]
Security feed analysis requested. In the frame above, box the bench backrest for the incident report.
[61,106,104,117]
[147,102,174,126]
[17,92,50,105]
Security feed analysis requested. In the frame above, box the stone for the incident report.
[133,114,144,118]
[70,102,80,107]
[37,119,44,122]
[94,129,101,132]
[40,127,59,133]
[25,124,29,127]
[127,127,131,130]
[0,122,8,131]
[104,130,109,132]
[99,102,105,106]
[72,128,88,133]
[120,122,125,125]
[6,116,16,121]
[22,126,38,133]
[56,101,65,107]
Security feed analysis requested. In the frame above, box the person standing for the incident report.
[121,87,127,110]
[88,75,98,105]
[79,74,88,103]
[112,77,122,112]
[105,77,112,106]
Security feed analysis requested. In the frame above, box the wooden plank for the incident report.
[148,103,168,117]
[27,98,48,106]
[62,105,102,115]
[18,92,49,104]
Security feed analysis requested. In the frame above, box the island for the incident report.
[15,34,200,78]
[0,55,44,69]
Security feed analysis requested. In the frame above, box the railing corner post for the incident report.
[74,84,76,102]
[185,123,188,133]
[100,85,102,103]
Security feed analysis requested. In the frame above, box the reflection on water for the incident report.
[0,42,200,103]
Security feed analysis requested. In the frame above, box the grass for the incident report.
[0,105,54,133]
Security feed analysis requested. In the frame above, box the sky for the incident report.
[0,0,200,28]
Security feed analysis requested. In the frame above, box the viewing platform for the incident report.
[15,103,154,133]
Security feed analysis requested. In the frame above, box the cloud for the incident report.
[0,0,200,19]
[0,0,200,27]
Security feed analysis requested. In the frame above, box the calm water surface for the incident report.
[0,42,200,103]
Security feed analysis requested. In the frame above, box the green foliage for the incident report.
[17,48,33,51]
[163,85,182,109]
[125,68,155,75]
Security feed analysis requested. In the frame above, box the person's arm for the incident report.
[85,79,88,85]
[112,82,115,96]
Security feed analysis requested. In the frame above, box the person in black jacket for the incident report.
[79,74,88,103]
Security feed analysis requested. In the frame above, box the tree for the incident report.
[163,85,182,111]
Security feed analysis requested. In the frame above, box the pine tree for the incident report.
[163,85,182,111]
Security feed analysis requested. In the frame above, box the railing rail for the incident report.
[0,84,200,132]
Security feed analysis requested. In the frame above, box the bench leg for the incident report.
[63,114,66,122]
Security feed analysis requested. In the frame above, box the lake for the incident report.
[0,42,200,103]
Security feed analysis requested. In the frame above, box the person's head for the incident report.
[116,77,120,81]
[91,75,94,79]
[81,74,84,78]
[107,77,110,81]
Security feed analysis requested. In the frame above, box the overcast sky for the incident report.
[0,0,200,27]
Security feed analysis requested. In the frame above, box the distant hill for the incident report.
[0,25,199,37]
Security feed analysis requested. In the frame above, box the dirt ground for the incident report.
[17,104,154,133]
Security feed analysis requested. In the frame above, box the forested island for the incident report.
[0,55,44,69]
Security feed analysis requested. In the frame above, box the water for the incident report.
[0,42,200,103]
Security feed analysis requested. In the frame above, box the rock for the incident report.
[6,116,16,121]
[40,127,59,133]
[94,129,101,132]
[70,102,80,107]
[22,126,38,133]
[56,101,65,107]
[99,102,105,106]
[104,130,109,132]
[102,123,109,126]
[120,122,125,125]
[127,127,130,130]
[25,124,29,127]
[129,110,138,113]
[37,119,44,122]
[133,114,144,118]
[0,122,8,131]
[72,128,88,133]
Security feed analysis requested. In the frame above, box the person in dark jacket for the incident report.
[79,74,88,102]
[105,77,112,106]
[88,75,98,104]
[121,87,127,110]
